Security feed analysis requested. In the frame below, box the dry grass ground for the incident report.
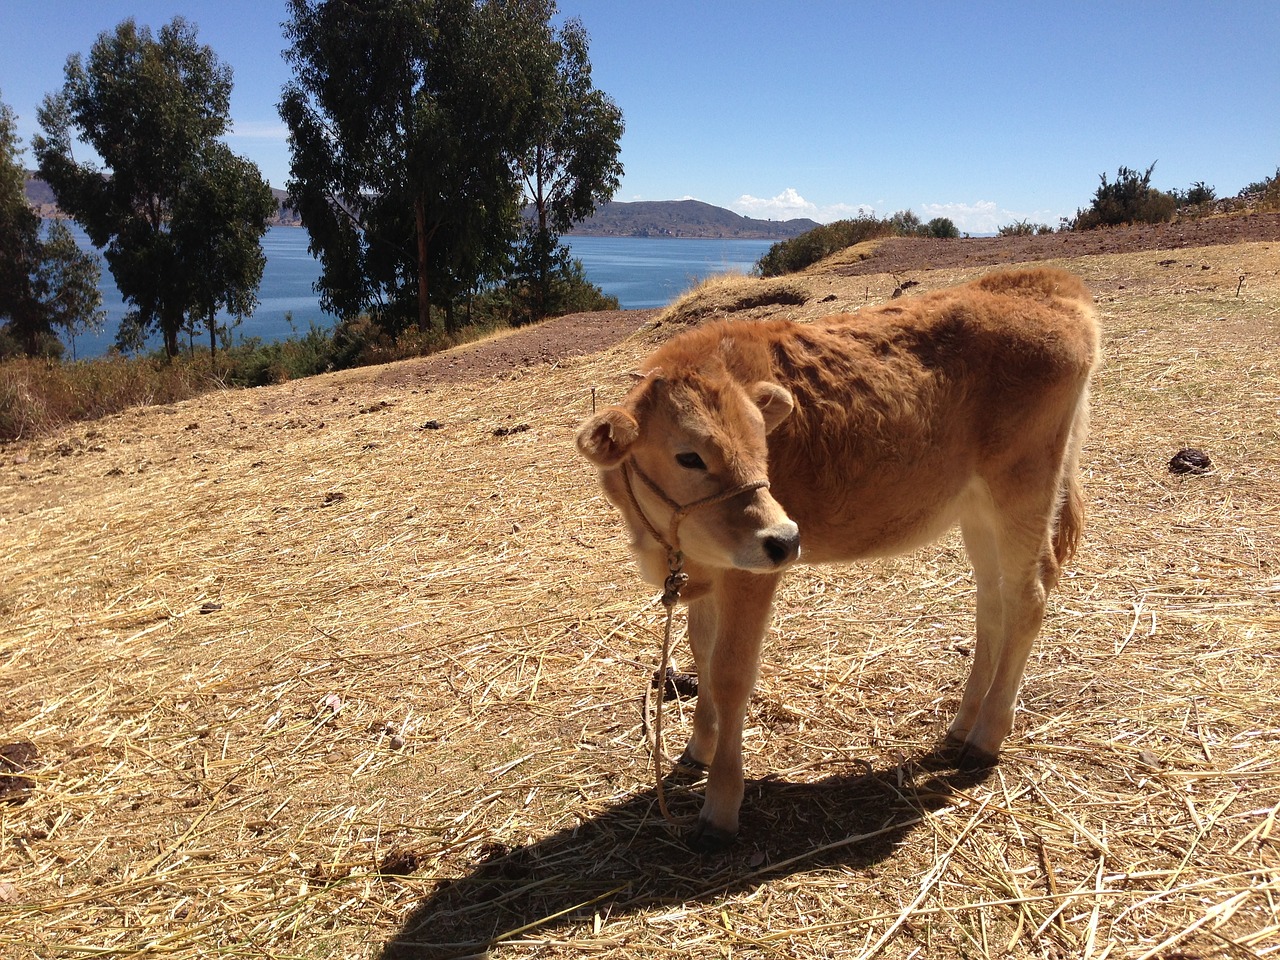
[2,239,1278,959]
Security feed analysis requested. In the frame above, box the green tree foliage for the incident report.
[38,220,106,359]
[512,16,623,323]
[282,0,591,335]
[756,215,897,277]
[33,18,273,358]
[0,94,103,358]
[1071,162,1176,230]
[170,144,277,357]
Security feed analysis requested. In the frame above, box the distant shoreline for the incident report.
[25,174,810,241]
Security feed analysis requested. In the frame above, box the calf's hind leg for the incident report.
[948,512,1005,754]
[951,473,1063,765]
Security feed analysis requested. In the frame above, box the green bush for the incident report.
[924,217,960,239]
[756,215,898,277]
[756,211,964,277]
[1173,181,1217,206]
[997,219,1054,236]
[1072,162,1177,230]
[1241,168,1280,210]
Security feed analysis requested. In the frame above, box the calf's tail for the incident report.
[1052,387,1090,568]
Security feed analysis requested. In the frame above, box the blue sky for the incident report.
[2,1,1277,233]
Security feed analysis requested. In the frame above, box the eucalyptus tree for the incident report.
[34,17,273,357]
[38,220,105,359]
[0,94,102,358]
[281,0,618,333]
[513,16,623,322]
[0,96,48,354]
[171,144,276,358]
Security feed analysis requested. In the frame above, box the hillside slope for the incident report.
[2,229,1279,959]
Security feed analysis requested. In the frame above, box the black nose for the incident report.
[762,530,800,566]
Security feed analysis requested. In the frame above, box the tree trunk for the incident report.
[209,312,216,359]
[414,194,430,331]
[535,149,550,322]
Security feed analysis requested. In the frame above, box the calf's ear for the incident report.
[751,382,794,434]
[576,407,640,466]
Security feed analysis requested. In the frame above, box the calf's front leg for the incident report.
[687,569,781,852]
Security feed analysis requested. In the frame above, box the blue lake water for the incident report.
[62,225,775,359]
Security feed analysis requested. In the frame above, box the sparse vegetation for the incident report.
[1173,180,1217,206]
[757,211,963,277]
[997,219,1054,236]
[0,290,616,440]
[1247,167,1280,210]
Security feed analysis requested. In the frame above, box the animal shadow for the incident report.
[380,746,992,959]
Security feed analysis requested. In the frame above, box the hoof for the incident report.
[675,749,709,773]
[956,743,1000,771]
[687,819,737,854]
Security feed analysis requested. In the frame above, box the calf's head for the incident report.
[576,369,800,584]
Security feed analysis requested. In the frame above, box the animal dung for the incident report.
[0,742,38,804]
[1169,448,1212,475]
[653,666,699,701]
[492,423,530,437]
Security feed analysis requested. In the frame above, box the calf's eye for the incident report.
[675,452,707,470]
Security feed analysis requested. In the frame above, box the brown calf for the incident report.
[577,267,1100,849]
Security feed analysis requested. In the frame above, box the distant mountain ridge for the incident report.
[25,173,812,239]
[566,199,819,239]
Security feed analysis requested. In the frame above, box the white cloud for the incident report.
[731,188,875,224]
[732,187,814,220]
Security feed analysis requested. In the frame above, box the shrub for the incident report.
[1242,168,1280,211]
[1240,167,1278,196]
[1173,181,1217,207]
[997,219,1054,236]
[924,217,960,239]
[756,215,898,277]
[1072,162,1177,230]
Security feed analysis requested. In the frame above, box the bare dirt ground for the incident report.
[2,219,1279,959]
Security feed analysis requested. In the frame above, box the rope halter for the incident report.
[619,457,770,607]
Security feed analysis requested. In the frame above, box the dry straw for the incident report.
[1,239,1278,959]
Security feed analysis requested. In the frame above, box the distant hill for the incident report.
[567,199,819,239]
[26,174,812,239]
